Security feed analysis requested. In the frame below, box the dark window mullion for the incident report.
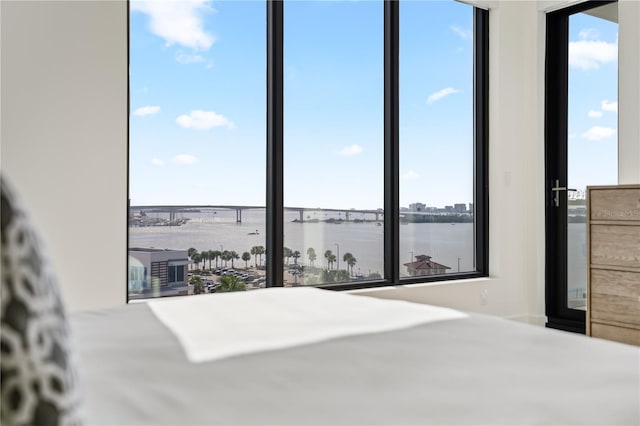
[384,0,400,284]
[474,7,489,275]
[266,0,284,288]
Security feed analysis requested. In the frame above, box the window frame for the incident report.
[126,0,489,299]
[265,0,489,291]
[544,0,617,333]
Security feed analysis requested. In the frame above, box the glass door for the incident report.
[546,1,618,333]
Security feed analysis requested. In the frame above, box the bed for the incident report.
[69,288,640,425]
[1,177,638,426]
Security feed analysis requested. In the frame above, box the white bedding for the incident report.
[148,287,467,362]
[72,288,640,425]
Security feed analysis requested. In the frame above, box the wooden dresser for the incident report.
[586,185,640,346]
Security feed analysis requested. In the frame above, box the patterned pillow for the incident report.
[1,177,83,425]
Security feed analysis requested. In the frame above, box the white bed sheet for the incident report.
[148,287,467,362]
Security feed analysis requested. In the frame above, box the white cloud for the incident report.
[132,106,161,116]
[175,51,205,64]
[569,39,617,70]
[427,87,459,104]
[450,25,472,40]
[601,100,618,112]
[172,154,198,165]
[151,158,165,166]
[583,126,615,141]
[588,110,602,119]
[402,170,419,180]
[578,28,600,40]
[339,144,363,157]
[176,110,235,130]
[130,0,215,51]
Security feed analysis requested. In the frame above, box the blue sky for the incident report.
[129,0,617,208]
[568,10,618,196]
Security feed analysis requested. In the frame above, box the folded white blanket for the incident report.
[148,287,467,363]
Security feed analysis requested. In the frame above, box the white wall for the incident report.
[1,1,638,317]
[618,0,640,183]
[1,1,128,310]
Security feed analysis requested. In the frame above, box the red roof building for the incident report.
[403,255,451,277]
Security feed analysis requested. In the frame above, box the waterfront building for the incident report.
[128,248,190,299]
[403,255,451,277]
[409,202,427,212]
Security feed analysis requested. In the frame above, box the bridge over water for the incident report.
[129,205,385,223]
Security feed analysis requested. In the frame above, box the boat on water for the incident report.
[248,229,260,235]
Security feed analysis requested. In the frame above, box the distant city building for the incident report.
[129,248,190,299]
[409,202,427,212]
[404,202,472,214]
[403,255,451,276]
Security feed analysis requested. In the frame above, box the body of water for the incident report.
[129,209,476,277]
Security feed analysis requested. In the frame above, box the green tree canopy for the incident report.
[324,250,333,269]
[242,251,251,268]
[189,275,205,294]
[216,275,247,293]
[343,252,356,276]
[191,253,202,271]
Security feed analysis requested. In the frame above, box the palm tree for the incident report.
[307,247,317,267]
[200,251,210,271]
[256,245,266,266]
[211,250,222,268]
[292,250,301,265]
[191,253,201,271]
[328,254,337,270]
[221,250,230,267]
[229,251,239,268]
[216,275,247,292]
[343,252,356,276]
[283,247,293,266]
[189,275,205,294]
[242,252,251,268]
[324,250,333,269]
[250,246,259,267]
[188,248,198,270]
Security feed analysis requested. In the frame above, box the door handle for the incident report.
[551,179,577,207]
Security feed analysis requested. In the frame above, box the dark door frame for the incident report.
[544,0,617,333]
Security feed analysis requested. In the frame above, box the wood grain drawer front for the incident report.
[590,269,640,326]
[590,225,640,268]
[590,322,640,346]
[590,188,640,221]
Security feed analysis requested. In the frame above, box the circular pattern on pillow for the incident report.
[1,177,83,425]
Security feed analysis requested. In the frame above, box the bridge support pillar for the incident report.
[345,211,350,221]
[299,211,304,222]
[236,209,242,223]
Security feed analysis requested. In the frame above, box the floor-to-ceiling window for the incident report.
[128,0,488,300]
[283,0,384,286]
[399,0,478,279]
[129,0,266,298]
